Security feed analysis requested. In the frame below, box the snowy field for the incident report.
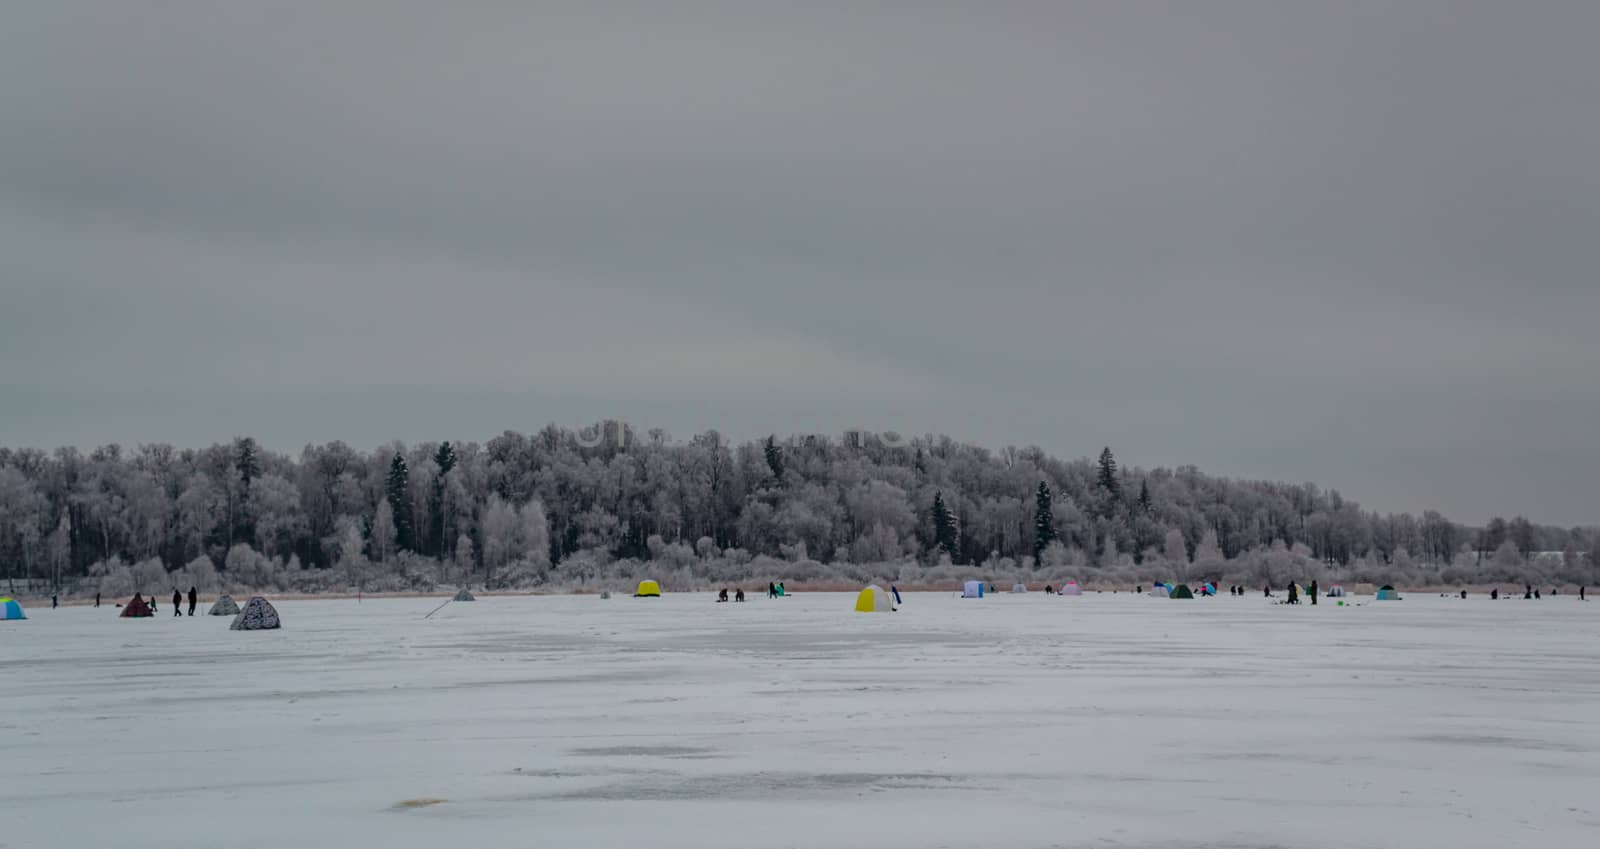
[4,592,1598,849]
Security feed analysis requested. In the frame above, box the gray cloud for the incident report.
[2,2,1597,524]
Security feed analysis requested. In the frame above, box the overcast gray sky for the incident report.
[2,2,1596,525]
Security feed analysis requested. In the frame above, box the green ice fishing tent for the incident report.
[1169,584,1194,599]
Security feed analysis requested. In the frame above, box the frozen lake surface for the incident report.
[4,591,1598,848]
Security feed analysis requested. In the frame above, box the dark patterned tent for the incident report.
[230,596,281,630]
[453,588,476,602]
[120,594,153,617]
[208,594,240,616]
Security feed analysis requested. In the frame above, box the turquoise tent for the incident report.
[1375,585,1402,601]
[0,597,25,620]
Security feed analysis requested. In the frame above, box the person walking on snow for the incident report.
[1309,580,1319,606]
[173,589,183,617]
[187,586,197,616]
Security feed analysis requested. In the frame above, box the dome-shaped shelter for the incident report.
[635,580,662,598]
[1148,585,1170,598]
[120,594,154,617]
[1010,583,1028,594]
[1169,584,1195,599]
[1375,585,1402,601]
[208,594,240,616]
[0,597,25,620]
[1060,581,1083,597]
[854,585,894,612]
[230,596,281,630]
[453,588,476,602]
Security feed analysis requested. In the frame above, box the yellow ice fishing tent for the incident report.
[854,585,893,612]
[635,580,662,598]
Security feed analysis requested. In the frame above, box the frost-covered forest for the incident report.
[0,423,1594,597]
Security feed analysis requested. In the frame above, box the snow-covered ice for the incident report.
[4,592,1598,848]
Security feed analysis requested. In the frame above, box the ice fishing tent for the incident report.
[961,581,984,598]
[208,594,239,616]
[1148,585,1170,598]
[453,588,476,602]
[1328,585,1346,598]
[635,580,662,598]
[1200,583,1217,596]
[1169,584,1195,599]
[0,597,25,620]
[120,595,153,617]
[1375,585,1402,601]
[230,596,281,630]
[1011,583,1028,594]
[854,585,893,612]
[1061,581,1083,596]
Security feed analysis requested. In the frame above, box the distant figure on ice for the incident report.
[1534,589,1541,599]
[150,594,157,613]
[1461,589,1468,599]
[1581,586,1586,601]
[95,592,101,608]
[1287,584,1299,605]
[890,585,902,605]
[1309,580,1319,606]
[1263,584,1272,598]
[52,594,58,609]
[778,582,786,596]
[173,589,183,616]
[1491,588,1498,600]
[188,586,197,616]
[768,582,776,599]
[1525,584,1533,600]
[717,588,729,603]
[734,588,745,602]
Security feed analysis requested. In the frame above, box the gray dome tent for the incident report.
[230,596,281,630]
[453,588,476,602]
[208,594,240,616]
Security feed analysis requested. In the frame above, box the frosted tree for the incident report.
[1163,528,1189,566]
[480,495,519,577]
[371,499,397,563]
[1097,447,1121,503]
[519,498,551,568]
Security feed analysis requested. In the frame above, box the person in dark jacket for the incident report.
[1581,586,1586,601]
[173,589,183,617]
[187,586,198,616]
[1287,583,1299,605]
[1309,580,1319,606]
[717,588,729,603]
[1491,588,1498,600]
[767,582,776,598]
[150,594,157,613]
[1263,584,1271,598]
[95,592,101,608]
[734,588,745,602]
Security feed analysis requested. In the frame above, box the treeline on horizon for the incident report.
[0,423,1595,597]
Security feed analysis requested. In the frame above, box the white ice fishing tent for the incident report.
[1060,581,1083,596]
[1011,583,1028,594]
[962,581,984,598]
[1148,585,1171,598]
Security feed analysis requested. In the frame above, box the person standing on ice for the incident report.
[1287,583,1299,605]
[1581,586,1586,601]
[187,586,197,616]
[1309,580,1319,605]
[172,589,183,617]
[890,585,902,606]
[95,592,100,608]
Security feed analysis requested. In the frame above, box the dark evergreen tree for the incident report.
[1033,481,1056,560]
[234,437,261,489]
[385,453,415,552]
[429,441,458,559]
[763,436,785,485]
[1137,478,1153,513]
[931,491,958,558]
[1096,447,1121,501]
